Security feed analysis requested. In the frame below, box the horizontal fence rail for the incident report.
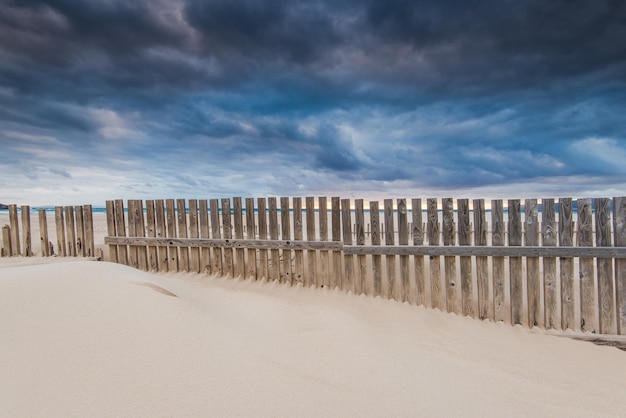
[103,196,626,336]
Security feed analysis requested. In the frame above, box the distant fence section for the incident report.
[1,204,95,258]
[104,197,626,336]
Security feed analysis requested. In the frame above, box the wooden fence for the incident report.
[104,197,626,336]
[1,204,95,258]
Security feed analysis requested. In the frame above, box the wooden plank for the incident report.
[177,199,190,272]
[342,198,354,293]
[221,198,233,278]
[38,209,50,257]
[458,199,473,317]
[257,197,269,280]
[127,200,139,268]
[542,199,558,329]
[280,197,292,284]
[165,199,178,271]
[105,237,344,250]
[397,199,410,303]
[613,196,626,335]
[412,199,425,306]
[146,200,158,271]
[473,199,488,320]
[21,205,32,257]
[427,198,441,310]
[384,199,396,300]
[154,200,168,271]
[136,200,148,270]
[114,200,128,265]
[246,197,257,280]
[509,199,523,326]
[354,199,367,295]
[318,197,329,288]
[65,206,76,256]
[293,197,304,285]
[305,197,317,287]
[8,205,20,256]
[577,198,596,333]
[105,201,117,263]
[75,205,85,256]
[443,198,457,313]
[492,199,506,322]
[209,199,222,275]
[199,199,211,273]
[525,198,540,328]
[54,207,66,257]
[331,197,342,289]
[268,197,280,282]
[596,197,616,334]
[83,205,94,257]
[188,199,200,273]
[559,198,575,330]
[233,197,245,278]
[1,225,11,257]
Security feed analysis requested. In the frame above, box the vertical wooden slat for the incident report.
[384,199,396,299]
[577,198,596,333]
[146,200,158,271]
[75,205,85,256]
[114,200,128,265]
[370,201,382,297]
[596,197,615,334]
[83,205,94,257]
[458,199,473,317]
[135,200,148,271]
[341,198,354,293]
[613,196,626,335]
[38,209,50,257]
[443,198,457,313]
[293,197,304,285]
[54,206,66,257]
[221,198,233,278]
[492,199,506,322]
[209,199,222,275]
[509,199,523,326]
[473,200,488,320]
[268,197,280,282]
[280,197,292,284]
[412,199,425,306]
[305,197,317,287]
[542,199,558,329]
[397,199,409,303]
[21,205,32,257]
[246,197,257,280]
[9,205,20,256]
[127,200,138,268]
[188,199,200,273]
[525,198,540,328]
[257,197,269,280]
[559,197,575,330]
[165,199,178,271]
[427,198,441,310]
[1,225,11,257]
[354,199,367,295]
[65,206,76,256]
[177,199,190,272]
[105,201,117,263]
[233,197,245,278]
[331,197,342,289]
[155,200,168,271]
[318,197,329,288]
[199,199,211,274]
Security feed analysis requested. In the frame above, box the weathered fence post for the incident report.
[492,199,506,322]
[412,198,425,306]
[458,199,473,317]
[577,198,595,333]
[542,199,558,329]
[384,199,395,300]
[341,198,354,293]
[427,198,441,310]
[508,199,523,326]
[613,196,626,335]
[473,199,488,320]
[525,198,540,328]
[559,198,575,330]
[21,205,32,257]
[397,198,410,303]
[354,199,367,295]
[257,197,269,281]
[2,224,11,257]
[596,198,615,334]
[54,207,66,257]
[9,204,20,256]
[318,197,329,288]
[38,209,49,257]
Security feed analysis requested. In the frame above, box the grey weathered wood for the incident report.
[221,198,233,278]
[209,199,222,275]
[257,197,269,280]
[105,201,117,262]
[384,199,396,300]
[1,225,11,257]
[188,199,200,273]
[370,201,382,297]
[443,198,457,314]
[176,199,190,272]
[492,200,506,322]
[127,200,138,268]
[397,199,410,303]
[21,206,32,257]
[65,206,76,256]
[355,199,367,295]
[38,209,50,257]
[473,199,489,320]
[105,237,344,250]
[165,199,178,271]
[280,197,292,284]
[331,197,342,289]
[596,197,616,334]
[412,199,425,306]
[613,196,626,335]
[342,198,354,293]
[318,197,329,288]
[75,205,85,256]
[114,200,128,265]
[305,197,317,287]
[8,205,20,256]
[577,198,596,333]
[233,197,245,278]
[509,199,523,326]
[559,198,575,330]
[83,205,94,257]
[458,199,473,317]
[155,200,168,271]
[54,206,66,257]
[246,198,257,280]
[146,200,158,271]
[293,197,304,285]
[427,198,441,310]
[525,198,540,328]
[542,199,558,329]
[199,199,211,273]
[131,200,148,271]
[268,197,280,281]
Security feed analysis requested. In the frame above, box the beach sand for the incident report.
[1,257,625,417]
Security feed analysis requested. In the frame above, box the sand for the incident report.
[1,258,625,417]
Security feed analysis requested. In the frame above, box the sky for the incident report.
[1,0,625,206]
